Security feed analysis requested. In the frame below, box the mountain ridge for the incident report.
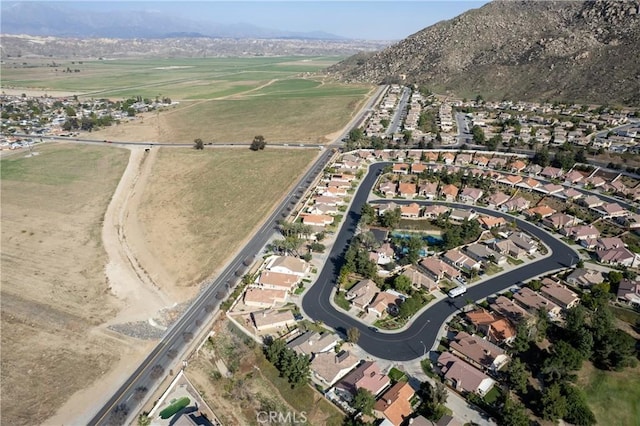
[0,1,347,40]
[327,0,640,106]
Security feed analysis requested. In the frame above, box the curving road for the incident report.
[301,162,579,361]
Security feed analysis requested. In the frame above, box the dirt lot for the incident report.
[185,319,344,426]
[0,143,130,425]
[134,147,318,301]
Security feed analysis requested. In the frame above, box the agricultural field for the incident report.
[3,57,373,143]
[0,143,130,425]
[135,147,318,298]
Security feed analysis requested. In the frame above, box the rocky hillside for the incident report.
[328,0,640,106]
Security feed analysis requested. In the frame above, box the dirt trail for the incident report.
[102,147,173,324]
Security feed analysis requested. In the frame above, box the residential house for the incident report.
[540,281,580,310]
[392,163,410,175]
[517,177,541,191]
[302,214,334,227]
[266,256,309,277]
[478,215,507,229]
[400,203,421,218]
[618,213,640,231]
[465,309,516,345]
[596,247,637,267]
[525,205,556,219]
[442,152,456,165]
[251,309,296,332]
[423,205,450,219]
[315,195,344,206]
[307,203,338,215]
[424,151,439,162]
[402,266,439,292]
[510,160,527,173]
[491,239,527,259]
[543,213,578,230]
[474,155,490,167]
[561,224,600,241]
[443,249,481,271]
[485,192,510,208]
[490,295,532,324]
[323,186,348,197]
[243,287,287,309]
[419,257,461,281]
[257,270,300,292]
[459,188,484,204]
[539,183,564,195]
[448,208,478,223]
[418,182,439,199]
[584,176,606,188]
[525,163,543,175]
[465,243,506,265]
[398,183,417,199]
[411,163,427,174]
[594,237,626,251]
[440,184,459,202]
[378,202,400,216]
[334,361,391,401]
[368,292,401,317]
[488,157,506,169]
[379,181,397,197]
[373,381,415,426]
[566,268,605,288]
[616,279,640,308]
[370,243,395,265]
[345,279,378,311]
[513,287,561,318]
[437,352,496,396]
[597,202,628,218]
[564,170,585,185]
[449,332,510,372]
[540,166,563,179]
[455,153,473,166]
[561,187,583,201]
[288,331,339,358]
[501,196,530,212]
[582,195,605,209]
[311,350,360,386]
[499,174,523,187]
[508,233,538,254]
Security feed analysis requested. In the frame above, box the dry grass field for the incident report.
[135,147,318,297]
[0,143,129,425]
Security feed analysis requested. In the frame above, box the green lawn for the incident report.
[580,362,640,426]
[507,257,524,266]
[482,386,502,405]
[334,292,351,311]
[484,263,504,276]
[388,367,408,382]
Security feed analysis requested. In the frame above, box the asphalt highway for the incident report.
[88,148,334,425]
[301,162,580,361]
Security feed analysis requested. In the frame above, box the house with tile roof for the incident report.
[525,205,556,219]
[288,331,339,358]
[418,182,439,199]
[449,332,510,372]
[459,188,484,204]
[379,181,398,197]
[485,192,510,208]
[373,381,415,426]
[334,361,391,401]
[465,309,516,345]
[513,287,561,318]
[437,352,496,396]
[244,287,288,309]
[402,266,439,292]
[251,309,296,332]
[419,257,461,281]
[490,295,532,324]
[400,202,421,218]
[311,350,360,387]
[266,255,309,277]
[440,184,459,202]
[540,281,580,310]
[345,279,378,311]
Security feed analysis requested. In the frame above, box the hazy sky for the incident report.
[50,1,490,40]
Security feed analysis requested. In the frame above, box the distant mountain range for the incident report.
[328,0,640,106]
[0,1,345,40]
